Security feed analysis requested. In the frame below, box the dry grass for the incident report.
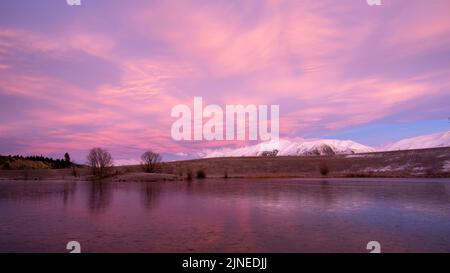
[161,147,450,178]
[1,147,449,181]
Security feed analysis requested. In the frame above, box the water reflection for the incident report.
[0,180,77,203]
[122,179,450,215]
[0,178,450,252]
[140,182,162,209]
[88,181,113,213]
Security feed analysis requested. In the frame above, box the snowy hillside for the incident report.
[381,131,450,151]
[203,138,376,158]
[202,130,450,158]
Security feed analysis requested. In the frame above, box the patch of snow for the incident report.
[442,161,450,172]
[364,164,411,172]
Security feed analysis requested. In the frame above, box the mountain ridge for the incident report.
[381,130,450,151]
[202,130,450,158]
[203,138,376,158]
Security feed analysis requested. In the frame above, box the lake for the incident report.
[0,178,450,252]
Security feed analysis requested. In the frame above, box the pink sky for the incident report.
[1,0,450,164]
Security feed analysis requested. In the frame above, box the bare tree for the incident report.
[87,147,113,177]
[140,150,162,173]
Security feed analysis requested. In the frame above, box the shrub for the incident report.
[425,168,434,177]
[71,166,78,177]
[186,169,193,181]
[319,163,330,176]
[2,162,11,170]
[196,170,206,179]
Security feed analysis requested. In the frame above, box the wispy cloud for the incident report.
[1,0,450,162]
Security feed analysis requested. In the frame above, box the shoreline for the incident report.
[1,147,450,181]
[1,170,449,182]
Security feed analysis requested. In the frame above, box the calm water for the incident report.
[0,178,450,253]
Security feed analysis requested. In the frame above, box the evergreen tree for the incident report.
[64,152,71,167]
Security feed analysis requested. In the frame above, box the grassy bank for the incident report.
[1,147,449,181]
[161,147,450,179]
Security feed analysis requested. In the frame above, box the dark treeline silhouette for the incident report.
[2,153,73,169]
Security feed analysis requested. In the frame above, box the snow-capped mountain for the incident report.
[201,130,450,158]
[203,138,376,158]
[381,130,450,151]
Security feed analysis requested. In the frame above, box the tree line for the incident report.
[2,152,73,169]
[1,148,162,176]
